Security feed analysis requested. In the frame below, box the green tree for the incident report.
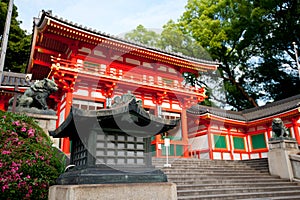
[0,0,31,73]
[124,22,224,107]
[125,25,161,47]
[159,20,213,61]
[179,0,300,110]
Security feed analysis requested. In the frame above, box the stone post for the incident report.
[26,113,59,148]
[268,138,299,181]
[290,154,300,181]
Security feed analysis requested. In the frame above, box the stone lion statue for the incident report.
[9,78,58,110]
[272,118,289,138]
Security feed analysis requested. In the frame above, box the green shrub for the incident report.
[0,111,65,200]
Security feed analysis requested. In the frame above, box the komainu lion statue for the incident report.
[9,78,58,110]
[272,118,289,138]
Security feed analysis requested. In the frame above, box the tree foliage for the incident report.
[125,0,300,110]
[125,25,161,47]
[125,22,213,61]
[0,0,31,73]
[159,20,213,61]
[179,0,300,110]
[124,23,219,106]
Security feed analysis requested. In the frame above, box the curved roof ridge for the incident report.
[187,104,246,121]
[242,94,300,114]
[187,94,300,122]
[39,10,219,66]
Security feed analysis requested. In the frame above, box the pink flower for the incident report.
[11,132,18,136]
[26,175,30,179]
[12,121,20,126]
[2,184,9,192]
[21,127,27,132]
[2,115,6,119]
[27,128,35,138]
[11,161,19,167]
[2,150,11,155]
[26,186,33,196]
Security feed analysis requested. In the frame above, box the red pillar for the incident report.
[246,135,251,159]
[0,96,7,111]
[266,128,272,139]
[181,106,189,157]
[61,91,73,154]
[154,101,162,157]
[207,124,213,160]
[292,118,300,145]
[227,127,234,160]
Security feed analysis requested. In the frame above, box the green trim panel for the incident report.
[233,137,245,150]
[214,135,227,149]
[251,133,266,149]
[151,144,156,156]
[162,144,175,156]
[176,145,183,156]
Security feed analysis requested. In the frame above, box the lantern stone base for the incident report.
[268,138,299,181]
[56,165,168,185]
[48,182,177,200]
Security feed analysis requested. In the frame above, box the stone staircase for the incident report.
[152,158,300,200]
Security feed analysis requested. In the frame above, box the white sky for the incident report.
[14,0,187,36]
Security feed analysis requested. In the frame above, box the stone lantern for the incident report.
[50,94,179,185]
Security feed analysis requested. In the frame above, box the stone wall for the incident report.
[290,154,300,181]
[26,113,59,148]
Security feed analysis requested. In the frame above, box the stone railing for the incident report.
[290,153,300,181]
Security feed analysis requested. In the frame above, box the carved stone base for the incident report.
[268,139,299,180]
[49,182,177,200]
[56,165,167,185]
[290,154,300,180]
[8,106,56,115]
[27,113,59,147]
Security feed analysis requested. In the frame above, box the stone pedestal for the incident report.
[48,182,177,200]
[26,113,59,148]
[268,138,299,180]
[290,154,300,181]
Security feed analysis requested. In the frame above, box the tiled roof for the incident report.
[187,94,300,122]
[39,10,219,66]
[187,105,245,121]
[241,95,300,121]
[1,71,32,87]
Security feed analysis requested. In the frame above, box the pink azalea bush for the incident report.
[0,111,65,200]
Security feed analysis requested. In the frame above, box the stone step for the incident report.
[156,162,257,166]
[240,195,300,200]
[177,185,300,196]
[177,190,300,200]
[176,182,300,190]
[162,168,269,174]
[153,160,251,166]
[155,164,259,169]
[164,171,269,176]
[153,157,298,199]
[239,158,268,163]
[168,177,286,185]
[160,167,269,174]
[167,175,279,180]
[153,160,249,164]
